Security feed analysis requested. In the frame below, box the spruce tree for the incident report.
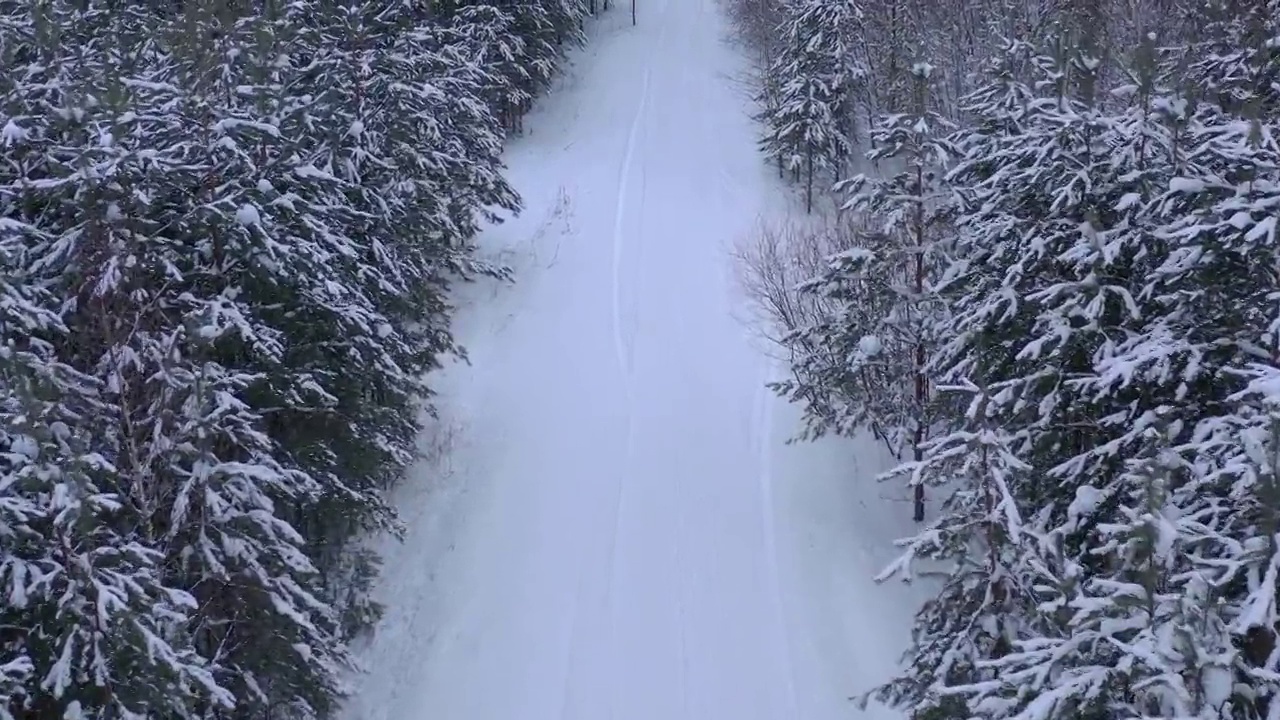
[777,61,955,520]
[871,29,1236,719]
[1,3,241,716]
[757,0,862,211]
[868,382,1050,720]
[448,4,535,133]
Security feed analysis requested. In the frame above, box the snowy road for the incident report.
[341,1,926,719]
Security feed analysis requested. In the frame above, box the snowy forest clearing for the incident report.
[338,2,928,719]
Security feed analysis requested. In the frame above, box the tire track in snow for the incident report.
[755,360,801,720]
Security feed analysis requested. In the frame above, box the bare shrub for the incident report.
[730,214,864,353]
[719,0,785,66]
[717,0,787,134]
[733,212,935,451]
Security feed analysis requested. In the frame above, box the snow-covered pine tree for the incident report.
[867,381,1051,720]
[0,346,232,719]
[1174,0,1279,119]
[4,0,567,712]
[980,415,1243,719]
[885,410,1244,720]
[757,0,862,211]
[0,3,250,716]
[450,0,586,98]
[447,4,535,134]
[1110,7,1280,713]
[96,6,354,716]
[775,61,955,520]
[275,0,517,638]
[157,2,432,682]
[411,18,522,245]
[528,0,591,61]
[10,0,406,712]
[870,27,1260,719]
[929,29,1163,514]
[1186,361,1280,719]
[0,197,231,719]
[438,0,587,52]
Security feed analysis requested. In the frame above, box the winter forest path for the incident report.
[340,2,927,719]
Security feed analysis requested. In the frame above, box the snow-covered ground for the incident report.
[339,1,930,718]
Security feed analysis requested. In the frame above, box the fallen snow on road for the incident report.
[340,2,930,719]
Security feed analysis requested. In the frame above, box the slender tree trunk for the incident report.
[911,161,927,522]
[805,142,814,213]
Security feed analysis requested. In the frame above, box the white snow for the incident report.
[9,434,38,460]
[1067,485,1104,531]
[1,119,26,145]
[1201,663,1233,711]
[235,203,261,227]
[1169,176,1207,193]
[910,61,934,78]
[858,334,884,357]
[340,2,928,719]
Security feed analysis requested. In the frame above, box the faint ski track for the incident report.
[558,11,661,718]
[601,55,648,720]
[610,66,650,393]
[556,50,654,720]
[651,9,690,720]
[603,8,676,719]
[757,359,800,720]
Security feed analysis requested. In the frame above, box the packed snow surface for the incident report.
[340,1,928,718]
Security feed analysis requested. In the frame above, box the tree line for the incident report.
[729,0,1280,716]
[0,0,599,717]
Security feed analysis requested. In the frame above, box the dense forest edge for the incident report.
[726,0,1280,716]
[0,1,611,717]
